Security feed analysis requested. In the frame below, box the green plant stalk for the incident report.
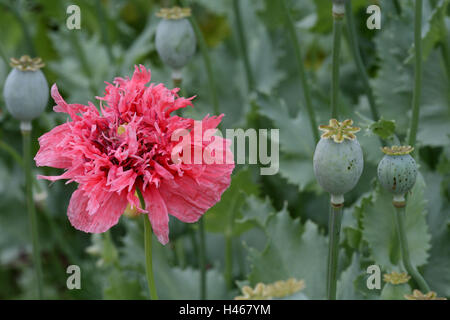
[393,0,402,15]
[137,188,159,300]
[0,41,8,66]
[407,0,423,147]
[22,128,43,299]
[438,7,450,81]
[232,0,255,92]
[225,231,233,289]
[95,0,114,63]
[331,17,343,119]
[430,0,450,81]
[6,3,36,56]
[0,139,24,166]
[345,0,379,121]
[327,204,342,300]
[394,206,430,292]
[198,218,207,299]
[68,32,98,95]
[181,0,219,116]
[280,0,319,142]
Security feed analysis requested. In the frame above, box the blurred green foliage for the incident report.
[0,0,449,300]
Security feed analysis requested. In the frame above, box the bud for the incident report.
[3,56,49,123]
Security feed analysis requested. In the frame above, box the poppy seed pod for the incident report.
[3,56,49,123]
[313,119,364,205]
[155,7,196,71]
[377,146,417,198]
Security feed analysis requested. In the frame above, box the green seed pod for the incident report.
[377,146,417,197]
[380,272,411,300]
[3,56,49,122]
[313,119,363,205]
[155,7,196,71]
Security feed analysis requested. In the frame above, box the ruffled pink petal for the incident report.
[159,162,234,224]
[34,123,72,168]
[67,189,128,233]
[143,187,169,245]
[51,84,90,118]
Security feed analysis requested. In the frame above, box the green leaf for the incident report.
[204,168,259,235]
[362,175,431,269]
[156,266,230,300]
[423,171,450,297]
[247,209,328,299]
[103,270,146,300]
[337,254,365,300]
[406,0,449,62]
[372,9,450,145]
[369,118,396,140]
[237,195,276,228]
[255,92,316,191]
[119,219,231,299]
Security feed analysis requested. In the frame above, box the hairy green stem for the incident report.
[181,0,219,116]
[331,17,343,119]
[407,0,423,147]
[280,0,319,142]
[137,188,159,300]
[232,0,255,92]
[394,206,430,292]
[345,1,379,121]
[22,128,43,299]
[198,218,207,299]
[327,204,342,300]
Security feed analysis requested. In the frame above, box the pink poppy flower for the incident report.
[35,65,234,245]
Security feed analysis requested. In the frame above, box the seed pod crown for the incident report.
[319,119,360,143]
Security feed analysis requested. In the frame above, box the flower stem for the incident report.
[394,206,430,293]
[198,218,207,299]
[22,126,43,299]
[407,0,423,147]
[137,188,159,300]
[232,0,255,92]
[0,139,24,166]
[181,0,219,116]
[345,0,379,121]
[225,232,233,289]
[331,16,343,119]
[327,203,342,300]
[280,0,319,142]
[4,2,36,56]
[436,1,450,81]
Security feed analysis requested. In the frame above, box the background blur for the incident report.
[0,0,449,299]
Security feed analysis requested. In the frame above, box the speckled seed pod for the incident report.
[313,119,364,205]
[3,56,49,122]
[377,146,417,197]
[155,7,196,71]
